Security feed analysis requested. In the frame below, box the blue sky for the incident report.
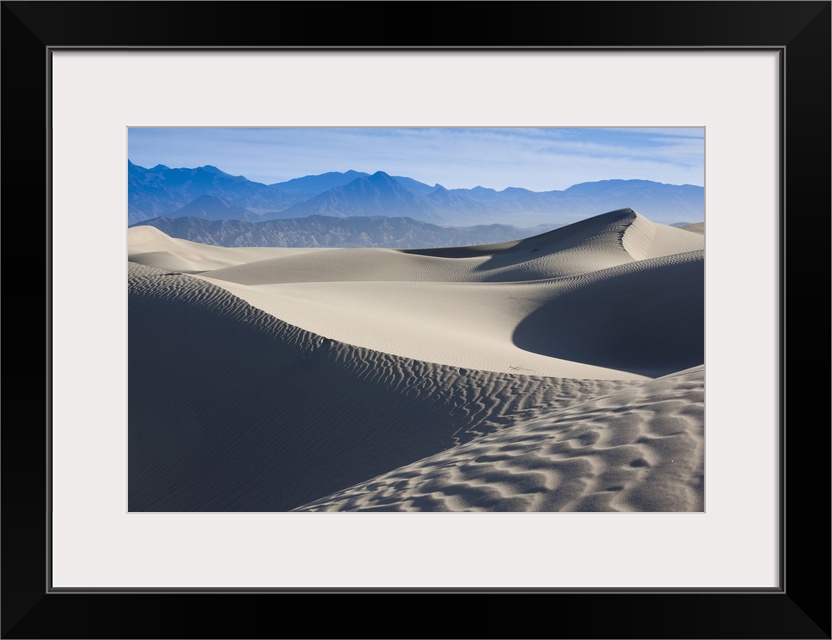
[128,127,704,191]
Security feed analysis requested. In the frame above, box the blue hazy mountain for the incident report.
[269,170,436,196]
[272,171,492,224]
[169,195,253,221]
[269,170,370,194]
[128,161,306,224]
[131,215,558,249]
[128,162,704,227]
[450,180,704,223]
[390,175,438,194]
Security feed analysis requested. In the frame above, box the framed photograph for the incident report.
[3,2,829,638]
[125,124,708,517]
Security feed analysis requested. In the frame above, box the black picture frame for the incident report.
[2,2,829,638]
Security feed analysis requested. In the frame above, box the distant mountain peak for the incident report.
[269,170,372,195]
[128,162,703,227]
[365,171,403,189]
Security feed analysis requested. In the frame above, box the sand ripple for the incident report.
[294,367,704,512]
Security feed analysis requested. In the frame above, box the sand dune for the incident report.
[194,208,702,285]
[129,263,636,511]
[294,366,704,512]
[135,208,702,380]
[128,225,329,272]
[193,251,702,379]
[680,222,705,235]
[128,208,704,512]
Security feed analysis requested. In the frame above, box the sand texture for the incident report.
[128,208,704,511]
[294,367,704,512]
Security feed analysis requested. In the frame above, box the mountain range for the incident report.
[130,215,557,249]
[128,162,704,227]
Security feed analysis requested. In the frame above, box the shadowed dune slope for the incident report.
[294,366,704,512]
[512,250,704,377]
[128,263,636,511]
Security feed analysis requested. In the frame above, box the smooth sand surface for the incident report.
[680,222,705,235]
[128,208,704,511]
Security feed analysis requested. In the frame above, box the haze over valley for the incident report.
[129,162,704,247]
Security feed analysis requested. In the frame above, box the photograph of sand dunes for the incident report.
[128,127,704,512]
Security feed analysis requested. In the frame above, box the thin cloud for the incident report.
[128,127,704,191]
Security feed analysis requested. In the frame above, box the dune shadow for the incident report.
[512,254,704,378]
